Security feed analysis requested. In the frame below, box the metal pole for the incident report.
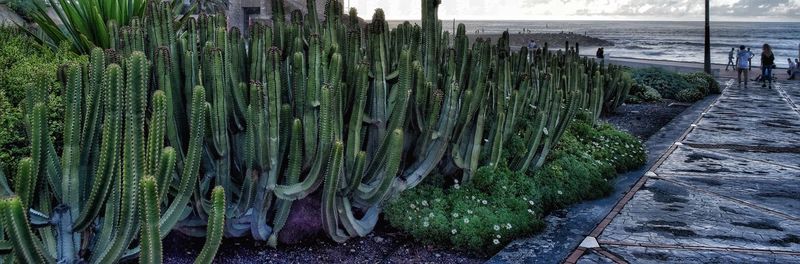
[704,0,712,74]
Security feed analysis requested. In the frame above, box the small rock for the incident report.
[374,236,385,243]
[350,249,356,253]
[435,253,441,258]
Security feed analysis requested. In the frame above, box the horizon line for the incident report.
[381,19,800,23]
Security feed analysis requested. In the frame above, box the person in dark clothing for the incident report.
[761,44,775,88]
[596,47,605,60]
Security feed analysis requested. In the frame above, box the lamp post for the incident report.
[704,0,711,74]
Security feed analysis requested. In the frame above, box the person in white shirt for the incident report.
[735,45,754,87]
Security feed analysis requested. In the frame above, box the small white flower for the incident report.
[451,229,457,234]
[528,200,535,205]
[481,200,488,205]
[429,212,435,218]
[454,184,461,190]
[408,216,413,220]
[467,210,473,214]
[421,200,429,206]
[523,197,528,201]
[494,225,501,231]
[463,218,470,224]
[452,213,460,218]
[527,209,534,214]
[506,223,512,229]
[410,204,416,209]
[493,239,500,245]
[557,190,563,195]
[496,234,502,238]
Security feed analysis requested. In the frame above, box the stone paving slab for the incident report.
[658,173,800,217]
[654,146,800,179]
[598,179,800,252]
[683,86,800,148]
[575,251,615,264]
[691,147,800,170]
[563,80,800,263]
[602,245,800,264]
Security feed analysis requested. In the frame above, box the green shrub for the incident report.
[386,114,646,254]
[630,68,716,103]
[675,88,704,103]
[625,84,662,104]
[630,68,691,99]
[683,72,721,94]
[0,27,81,174]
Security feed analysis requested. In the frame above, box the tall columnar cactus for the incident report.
[0,0,643,255]
[0,49,224,264]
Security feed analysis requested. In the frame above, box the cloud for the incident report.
[347,0,800,21]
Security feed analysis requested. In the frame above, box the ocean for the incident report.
[390,20,800,69]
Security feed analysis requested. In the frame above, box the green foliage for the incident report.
[626,84,662,103]
[0,27,82,175]
[629,68,719,103]
[683,72,721,94]
[630,67,692,100]
[25,0,193,53]
[386,113,646,254]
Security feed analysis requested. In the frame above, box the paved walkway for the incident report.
[567,79,800,263]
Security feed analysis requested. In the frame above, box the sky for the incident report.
[344,0,800,22]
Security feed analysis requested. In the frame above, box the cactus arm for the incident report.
[355,129,403,205]
[139,177,161,264]
[321,141,348,242]
[73,63,122,231]
[61,64,83,215]
[267,119,303,247]
[78,48,106,206]
[194,186,225,264]
[337,197,380,237]
[0,197,54,264]
[92,52,150,264]
[155,148,177,203]
[273,86,332,200]
[159,86,206,238]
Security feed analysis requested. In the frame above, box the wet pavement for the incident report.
[568,79,800,263]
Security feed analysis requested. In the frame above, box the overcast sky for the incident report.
[345,0,800,22]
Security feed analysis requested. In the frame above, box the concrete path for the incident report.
[566,80,800,263]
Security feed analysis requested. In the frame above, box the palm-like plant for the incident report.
[27,0,193,54]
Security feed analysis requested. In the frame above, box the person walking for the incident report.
[761,44,776,88]
[736,45,753,87]
[747,48,754,71]
[726,48,736,71]
[596,47,605,61]
[789,58,798,80]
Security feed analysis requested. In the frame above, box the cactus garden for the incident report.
[0,0,688,263]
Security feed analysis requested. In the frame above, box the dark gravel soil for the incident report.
[603,100,690,140]
[161,101,689,264]
[162,223,485,264]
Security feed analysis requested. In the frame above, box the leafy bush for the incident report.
[630,68,691,100]
[630,68,719,103]
[386,113,646,254]
[626,84,662,103]
[0,27,81,174]
[683,72,721,94]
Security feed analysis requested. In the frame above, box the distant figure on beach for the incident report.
[726,48,736,71]
[747,48,754,70]
[761,44,775,88]
[788,58,797,80]
[736,45,754,87]
[596,47,605,60]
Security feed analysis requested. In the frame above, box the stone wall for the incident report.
[227,0,332,34]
